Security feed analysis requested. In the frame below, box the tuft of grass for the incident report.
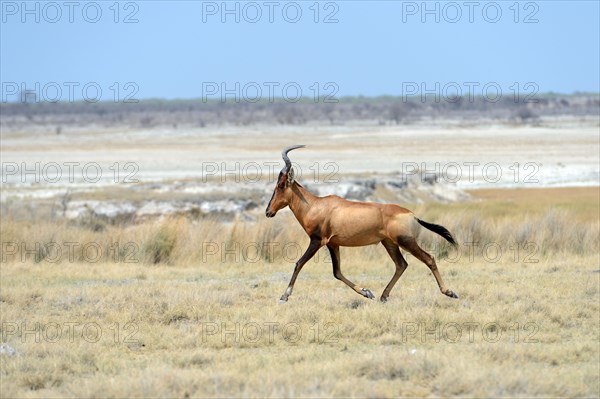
[142,218,183,264]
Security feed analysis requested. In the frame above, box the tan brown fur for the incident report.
[266,147,459,303]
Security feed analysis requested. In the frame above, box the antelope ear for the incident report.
[287,167,295,185]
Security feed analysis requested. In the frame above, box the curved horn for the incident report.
[281,145,306,173]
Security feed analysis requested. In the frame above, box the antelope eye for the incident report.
[277,182,285,190]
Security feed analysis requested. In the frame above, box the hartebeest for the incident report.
[266,145,459,303]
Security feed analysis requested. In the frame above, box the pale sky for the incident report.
[1,1,599,101]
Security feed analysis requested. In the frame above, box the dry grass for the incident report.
[1,188,598,266]
[1,256,598,397]
[1,187,599,397]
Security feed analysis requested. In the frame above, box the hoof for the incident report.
[279,296,288,304]
[445,290,459,299]
[361,288,375,299]
[380,296,388,303]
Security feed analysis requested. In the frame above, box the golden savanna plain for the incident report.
[1,121,599,397]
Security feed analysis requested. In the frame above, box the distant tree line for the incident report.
[1,94,598,132]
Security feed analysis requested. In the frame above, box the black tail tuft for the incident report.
[416,218,457,247]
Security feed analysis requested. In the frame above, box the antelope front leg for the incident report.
[280,238,322,303]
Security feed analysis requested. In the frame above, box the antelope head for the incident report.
[265,145,305,218]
